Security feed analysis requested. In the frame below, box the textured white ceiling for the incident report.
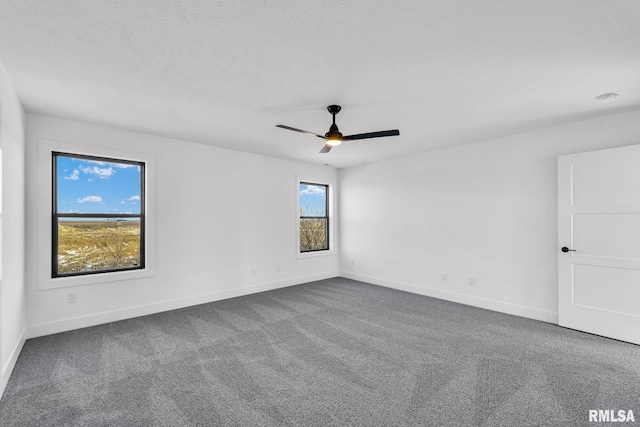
[1,1,639,168]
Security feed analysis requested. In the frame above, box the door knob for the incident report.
[561,247,576,252]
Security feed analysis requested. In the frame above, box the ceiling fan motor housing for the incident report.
[326,123,343,140]
[326,105,343,141]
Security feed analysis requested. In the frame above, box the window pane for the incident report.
[300,218,328,251]
[56,155,142,214]
[299,183,326,217]
[57,218,141,275]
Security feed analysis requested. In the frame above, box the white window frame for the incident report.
[296,176,336,259]
[37,139,156,290]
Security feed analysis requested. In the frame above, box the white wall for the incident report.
[0,61,27,396]
[25,114,338,337]
[339,109,640,323]
[18,106,640,341]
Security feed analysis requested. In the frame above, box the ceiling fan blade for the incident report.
[342,129,400,141]
[276,125,325,139]
[319,144,333,153]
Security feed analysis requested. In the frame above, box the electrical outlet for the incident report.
[441,272,448,281]
[276,265,281,272]
[67,292,77,303]
[469,276,477,285]
[251,268,257,276]
[351,258,355,266]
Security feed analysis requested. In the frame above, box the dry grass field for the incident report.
[300,218,328,251]
[57,220,141,274]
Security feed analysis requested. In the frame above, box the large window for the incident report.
[52,152,145,277]
[299,182,329,252]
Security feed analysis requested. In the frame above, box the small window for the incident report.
[299,182,329,252]
[52,152,145,277]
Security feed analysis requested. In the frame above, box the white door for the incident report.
[558,144,640,345]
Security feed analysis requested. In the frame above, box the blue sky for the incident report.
[56,156,141,215]
[299,183,326,217]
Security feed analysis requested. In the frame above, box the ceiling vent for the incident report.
[596,92,620,103]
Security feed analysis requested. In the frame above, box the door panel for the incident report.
[573,213,640,259]
[573,264,640,317]
[558,145,640,345]
[572,157,640,206]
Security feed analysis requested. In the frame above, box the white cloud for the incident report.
[79,165,114,179]
[77,195,103,203]
[64,169,80,181]
[300,185,326,195]
[121,195,140,204]
[87,160,135,169]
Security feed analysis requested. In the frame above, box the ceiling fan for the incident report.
[276,105,400,153]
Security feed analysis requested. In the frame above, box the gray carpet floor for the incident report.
[1,278,639,426]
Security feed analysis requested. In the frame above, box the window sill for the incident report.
[40,267,155,290]
[297,249,336,259]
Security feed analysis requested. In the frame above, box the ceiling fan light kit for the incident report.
[276,105,400,153]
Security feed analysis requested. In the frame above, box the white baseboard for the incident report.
[340,272,558,324]
[1,330,26,399]
[27,271,339,339]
